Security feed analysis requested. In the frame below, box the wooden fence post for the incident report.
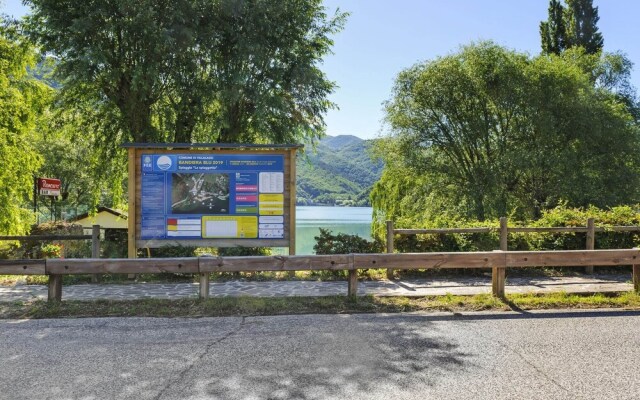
[492,217,507,298]
[585,218,595,274]
[348,254,358,298]
[91,225,101,283]
[48,274,62,302]
[386,220,395,280]
[633,249,640,295]
[199,273,210,299]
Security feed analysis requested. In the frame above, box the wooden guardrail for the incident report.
[385,217,640,279]
[1,224,102,282]
[0,249,638,302]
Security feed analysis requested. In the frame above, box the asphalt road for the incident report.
[1,310,639,400]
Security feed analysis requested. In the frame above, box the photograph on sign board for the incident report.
[171,173,230,214]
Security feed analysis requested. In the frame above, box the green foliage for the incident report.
[217,247,271,257]
[20,0,347,219]
[19,221,90,258]
[382,204,640,254]
[102,229,127,259]
[148,246,198,258]
[373,41,640,230]
[540,0,567,55]
[313,228,381,254]
[0,18,52,235]
[564,0,604,54]
[540,0,603,55]
[526,204,640,251]
[39,243,61,258]
[25,0,347,145]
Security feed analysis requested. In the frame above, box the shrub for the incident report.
[217,247,271,257]
[313,228,381,255]
[386,204,640,253]
[21,221,89,258]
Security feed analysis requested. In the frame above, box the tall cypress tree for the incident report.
[564,0,604,54]
[540,0,604,55]
[540,0,566,55]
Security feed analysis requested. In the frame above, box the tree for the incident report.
[372,42,640,229]
[540,0,566,55]
[25,0,346,146]
[540,0,603,55]
[564,0,603,54]
[0,18,52,234]
[208,0,345,144]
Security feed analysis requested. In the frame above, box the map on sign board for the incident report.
[140,154,285,240]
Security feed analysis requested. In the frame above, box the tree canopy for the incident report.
[0,19,52,234]
[372,42,640,233]
[25,0,347,145]
[540,0,603,55]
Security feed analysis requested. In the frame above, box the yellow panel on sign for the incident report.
[201,216,258,238]
[259,193,284,215]
[259,194,284,202]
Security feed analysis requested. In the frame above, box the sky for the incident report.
[3,0,640,140]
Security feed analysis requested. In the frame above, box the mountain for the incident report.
[296,135,383,206]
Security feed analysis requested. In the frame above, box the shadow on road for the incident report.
[186,314,474,399]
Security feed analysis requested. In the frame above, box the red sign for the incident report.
[38,178,61,197]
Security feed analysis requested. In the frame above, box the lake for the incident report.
[295,206,373,255]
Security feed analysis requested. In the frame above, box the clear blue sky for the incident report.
[3,0,639,140]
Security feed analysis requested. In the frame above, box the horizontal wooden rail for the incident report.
[199,255,352,273]
[394,226,640,235]
[355,252,500,269]
[0,259,46,275]
[1,249,638,302]
[1,251,638,273]
[46,258,199,275]
[0,235,92,241]
[395,228,492,235]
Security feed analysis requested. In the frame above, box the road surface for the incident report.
[1,310,639,399]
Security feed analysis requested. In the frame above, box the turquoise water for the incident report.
[295,206,373,255]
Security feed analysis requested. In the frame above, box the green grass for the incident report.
[1,292,639,319]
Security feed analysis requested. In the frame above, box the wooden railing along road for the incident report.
[1,220,639,302]
[0,249,639,302]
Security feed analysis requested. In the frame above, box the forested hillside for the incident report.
[297,135,383,206]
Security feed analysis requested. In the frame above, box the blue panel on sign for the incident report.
[140,153,285,240]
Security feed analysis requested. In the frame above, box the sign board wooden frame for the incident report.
[123,143,301,258]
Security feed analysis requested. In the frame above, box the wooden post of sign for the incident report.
[492,217,507,298]
[127,148,137,279]
[91,224,101,283]
[287,148,297,278]
[386,220,395,280]
[585,218,595,274]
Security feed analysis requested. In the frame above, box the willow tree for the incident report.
[372,42,640,232]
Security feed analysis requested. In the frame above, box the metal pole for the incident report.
[91,225,101,283]
[33,176,39,224]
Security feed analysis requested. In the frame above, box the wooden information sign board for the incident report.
[123,143,301,258]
